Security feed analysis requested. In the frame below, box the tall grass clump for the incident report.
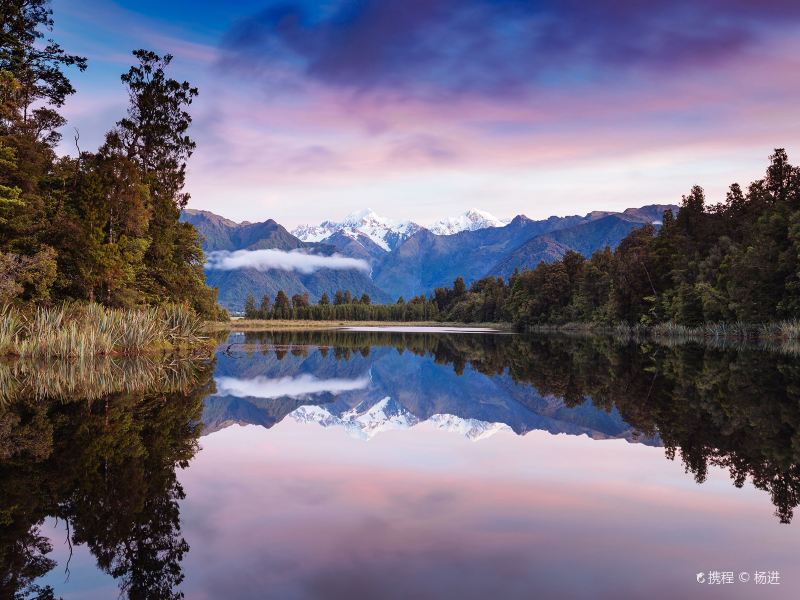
[0,355,209,405]
[0,305,23,355]
[0,302,206,359]
[778,319,800,342]
[160,303,204,344]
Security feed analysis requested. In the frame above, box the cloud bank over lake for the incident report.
[206,249,369,274]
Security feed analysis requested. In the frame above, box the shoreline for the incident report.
[204,319,515,332]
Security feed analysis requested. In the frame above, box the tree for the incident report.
[274,289,290,318]
[453,276,466,298]
[360,293,371,305]
[108,49,218,316]
[244,293,256,319]
[333,290,344,305]
[319,292,329,305]
[259,294,271,318]
[611,224,658,323]
[291,293,308,309]
[0,0,87,145]
[0,0,83,298]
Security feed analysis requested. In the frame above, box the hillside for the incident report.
[183,209,391,309]
[182,204,677,309]
[489,214,658,278]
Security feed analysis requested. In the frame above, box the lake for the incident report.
[2,329,799,599]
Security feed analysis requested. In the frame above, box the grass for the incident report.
[0,355,209,405]
[0,302,207,359]
[204,319,514,332]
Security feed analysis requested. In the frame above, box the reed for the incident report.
[0,355,209,405]
[0,305,22,354]
[0,302,206,359]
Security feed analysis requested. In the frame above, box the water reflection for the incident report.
[1,330,799,598]
[0,358,213,599]
[208,331,645,443]
[211,330,800,524]
[215,374,370,399]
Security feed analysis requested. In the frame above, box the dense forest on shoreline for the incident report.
[245,150,799,336]
[0,0,222,319]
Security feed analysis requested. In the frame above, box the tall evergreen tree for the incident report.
[259,294,271,318]
[244,293,256,319]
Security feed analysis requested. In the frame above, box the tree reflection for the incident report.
[0,359,213,599]
[243,330,800,523]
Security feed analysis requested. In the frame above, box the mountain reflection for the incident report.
[2,329,799,598]
[214,330,800,524]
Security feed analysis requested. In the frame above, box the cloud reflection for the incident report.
[215,374,370,399]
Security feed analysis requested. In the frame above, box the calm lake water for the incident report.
[3,329,799,599]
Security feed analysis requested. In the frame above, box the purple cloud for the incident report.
[219,0,800,98]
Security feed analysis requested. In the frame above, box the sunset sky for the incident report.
[54,0,800,227]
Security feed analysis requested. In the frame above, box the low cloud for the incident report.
[206,249,369,274]
[215,375,370,399]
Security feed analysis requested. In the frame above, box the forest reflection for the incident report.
[0,358,214,600]
[239,330,800,525]
[2,329,799,598]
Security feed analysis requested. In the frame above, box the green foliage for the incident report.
[0,359,212,597]
[241,288,441,322]
[357,149,800,332]
[0,2,223,319]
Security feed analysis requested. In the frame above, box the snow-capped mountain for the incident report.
[291,207,507,252]
[292,209,421,252]
[288,396,511,441]
[427,209,506,236]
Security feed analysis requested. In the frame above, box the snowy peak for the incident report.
[427,414,512,441]
[290,397,418,440]
[339,208,389,228]
[291,207,506,250]
[292,208,421,252]
[428,209,506,236]
[288,398,511,441]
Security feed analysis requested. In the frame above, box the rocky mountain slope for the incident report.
[182,204,677,309]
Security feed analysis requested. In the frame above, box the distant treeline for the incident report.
[246,149,800,329]
[243,289,441,321]
[0,1,223,318]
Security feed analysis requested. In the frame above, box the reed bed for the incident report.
[0,302,205,359]
[0,355,209,405]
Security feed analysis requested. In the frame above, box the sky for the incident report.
[53,0,800,227]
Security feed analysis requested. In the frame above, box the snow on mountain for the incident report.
[291,207,508,251]
[291,208,421,252]
[427,209,505,236]
[288,397,511,441]
[427,414,512,441]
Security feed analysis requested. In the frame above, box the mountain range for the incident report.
[182,203,676,310]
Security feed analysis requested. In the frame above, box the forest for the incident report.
[251,149,800,334]
[0,0,222,320]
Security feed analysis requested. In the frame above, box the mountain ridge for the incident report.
[182,203,678,309]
